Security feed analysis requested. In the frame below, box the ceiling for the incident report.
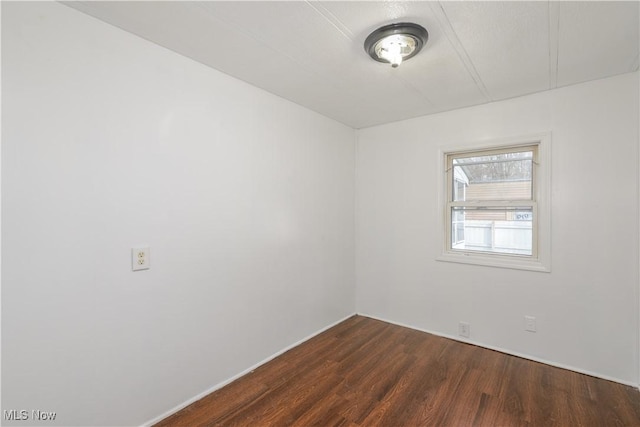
[64,1,639,129]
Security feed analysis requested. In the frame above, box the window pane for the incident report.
[451,207,533,256]
[452,151,533,201]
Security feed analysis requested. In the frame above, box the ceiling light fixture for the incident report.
[364,22,428,68]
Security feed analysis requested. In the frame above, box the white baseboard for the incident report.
[359,312,639,389]
[141,312,357,427]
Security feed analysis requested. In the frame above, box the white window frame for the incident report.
[436,133,551,272]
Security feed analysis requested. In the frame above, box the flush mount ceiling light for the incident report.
[364,22,428,68]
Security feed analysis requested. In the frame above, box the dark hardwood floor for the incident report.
[156,315,640,426]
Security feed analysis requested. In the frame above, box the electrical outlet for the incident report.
[459,321,470,338]
[132,247,150,271]
[525,315,536,332]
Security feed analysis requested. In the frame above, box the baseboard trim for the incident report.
[141,312,357,427]
[358,312,639,389]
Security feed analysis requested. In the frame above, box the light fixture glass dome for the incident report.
[364,23,428,68]
[374,34,417,68]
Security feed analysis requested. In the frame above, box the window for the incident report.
[437,134,550,272]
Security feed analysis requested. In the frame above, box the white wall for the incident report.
[356,72,639,385]
[2,2,355,426]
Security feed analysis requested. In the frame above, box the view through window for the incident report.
[447,145,537,257]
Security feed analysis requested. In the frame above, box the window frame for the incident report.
[436,133,551,272]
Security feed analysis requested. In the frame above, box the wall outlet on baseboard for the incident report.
[525,315,536,332]
[459,321,470,338]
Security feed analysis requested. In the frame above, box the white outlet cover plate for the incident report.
[132,247,150,271]
[525,315,536,332]
[459,321,470,338]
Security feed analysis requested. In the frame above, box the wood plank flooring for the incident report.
[156,315,640,426]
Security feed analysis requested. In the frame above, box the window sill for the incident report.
[436,252,550,272]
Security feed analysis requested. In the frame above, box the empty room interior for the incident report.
[3,1,640,426]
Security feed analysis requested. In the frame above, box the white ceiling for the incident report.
[64,1,639,129]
